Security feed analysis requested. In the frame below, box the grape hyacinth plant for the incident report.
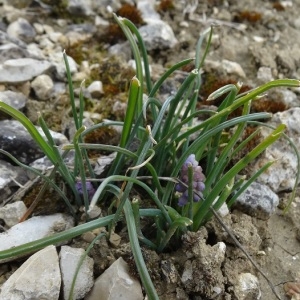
[0,13,299,300]
[175,154,205,206]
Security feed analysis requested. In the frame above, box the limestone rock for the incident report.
[67,0,93,16]
[87,80,103,98]
[0,213,74,262]
[0,201,27,228]
[235,181,279,220]
[7,18,36,43]
[86,257,143,300]
[234,273,261,300]
[0,245,61,300]
[139,20,178,51]
[0,58,53,83]
[59,246,94,300]
[0,160,29,203]
[0,43,29,63]
[48,52,77,80]
[31,74,54,100]
[137,0,161,21]
[0,119,68,164]
[0,90,27,110]
[221,59,246,78]
[0,28,27,48]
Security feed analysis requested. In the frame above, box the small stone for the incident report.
[139,20,178,51]
[59,246,94,300]
[86,205,101,219]
[221,59,246,78]
[31,74,54,100]
[0,90,27,110]
[0,245,61,300]
[0,30,27,49]
[257,66,274,83]
[94,152,117,176]
[0,160,29,203]
[7,18,36,43]
[137,0,161,21]
[235,273,261,300]
[0,120,68,164]
[33,23,44,34]
[280,90,300,107]
[86,257,143,300]
[0,119,45,163]
[81,231,96,243]
[67,0,93,16]
[0,201,27,228]
[250,47,277,69]
[235,181,279,220]
[48,52,77,80]
[276,51,295,76]
[48,31,63,43]
[87,80,104,98]
[109,232,121,247]
[0,43,29,63]
[38,36,54,49]
[0,58,53,83]
[0,213,74,262]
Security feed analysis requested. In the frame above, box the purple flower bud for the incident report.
[76,181,96,201]
[176,154,205,206]
[193,193,201,202]
[175,183,186,192]
[178,190,189,206]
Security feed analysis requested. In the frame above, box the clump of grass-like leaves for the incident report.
[0,14,299,299]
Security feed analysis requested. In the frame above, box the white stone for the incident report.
[87,80,103,98]
[86,257,143,300]
[139,20,178,51]
[48,31,63,43]
[26,42,46,59]
[67,0,93,16]
[257,67,274,83]
[0,213,74,262]
[0,245,61,300]
[236,182,279,220]
[0,58,53,83]
[37,126,69,145]
[33,22,44,34]
[7,17,36,43]
[281,89,300,107]
[48,52,78,80]
[86,205,101,219]
[59,246,94,300]
[38,36,54,49]
[0,201,27,227]
[31,74,54,100]
[137,0,161,21]
[221,59,246,78]
[0,90,27,110]
[235,273,261,300]
[43,24,54,34]
[109,232,121,247]
[94,152,117,176]
[0,43,29,63]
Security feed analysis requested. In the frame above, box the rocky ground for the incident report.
[0,0,299,299]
